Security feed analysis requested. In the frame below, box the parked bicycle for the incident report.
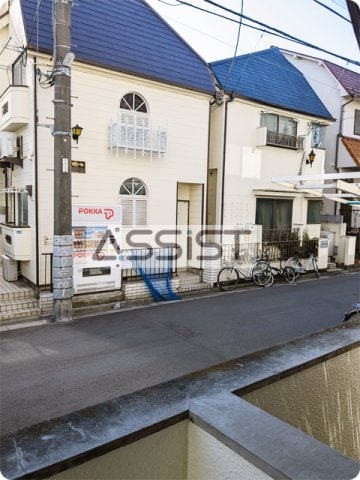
[218,257,274,291]
[285,251,319,279]
[266,258,296,285]
[343,303,360,322]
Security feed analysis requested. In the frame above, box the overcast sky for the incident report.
[146,0,360,71]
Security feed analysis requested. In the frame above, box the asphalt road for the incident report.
[0,271,359,435]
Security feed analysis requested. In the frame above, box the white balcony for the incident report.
[108,122,167,157]
[0,86,30,132]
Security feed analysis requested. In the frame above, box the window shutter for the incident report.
[135,199,147,226]
[120,199,133,226]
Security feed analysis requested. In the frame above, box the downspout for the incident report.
[335,97,354,171]
[33,57,40,290]
[334,97,354,215]
[220,95,234,244]
[205,100,211,227]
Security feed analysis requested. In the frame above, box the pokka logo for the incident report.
[77,207,115,220]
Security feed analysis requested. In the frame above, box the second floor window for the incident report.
[260,113,299,148]
[12,55,26,85]
[355,110,360,136]
[120,92,148,127]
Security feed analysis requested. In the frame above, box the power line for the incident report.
[313,0,351,22]
[167,0,359,66]
[202,0,360,66]
[223,0,244,89]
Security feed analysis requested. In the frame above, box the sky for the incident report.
[146,0,360,72]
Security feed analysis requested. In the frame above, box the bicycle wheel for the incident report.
[283,266,296,284]
[312,258,320,278]
[218,267,239,291]
[285,256,302,279]
[252,261,273,287]
[343,307,360,322]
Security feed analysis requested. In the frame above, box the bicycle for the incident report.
[218,257,274,291]
[258,248,296,285]
[343,303,360,322]
[285,251,319,279]
[267,258,296,284]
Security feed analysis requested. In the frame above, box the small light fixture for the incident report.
[71,124,83,144]
[306,149,316,167]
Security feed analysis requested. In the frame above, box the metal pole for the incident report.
[52,0,73,321]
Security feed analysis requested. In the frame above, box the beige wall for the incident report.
[50,420,271,480]
[188,422,271,480]
[243,347,360,462]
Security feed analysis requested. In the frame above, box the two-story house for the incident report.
[0,0,215,294]
[208,47,335,254]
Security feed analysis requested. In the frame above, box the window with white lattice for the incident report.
[119,178,148,227]
[120,92,149,127]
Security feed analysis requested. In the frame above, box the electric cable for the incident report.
[313,0,351,22]
[223,0,244,90]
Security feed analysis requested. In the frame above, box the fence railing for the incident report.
[262,228,300,242]
[221,238,319,265]
[121,247,178,280]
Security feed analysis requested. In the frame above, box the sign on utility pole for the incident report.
[52,0,74,321]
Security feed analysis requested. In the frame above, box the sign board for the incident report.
[72,204,122,294]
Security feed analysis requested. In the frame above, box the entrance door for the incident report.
[177,200,189,269]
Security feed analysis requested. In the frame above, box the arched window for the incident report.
[119,178,148,227]
[119,93,148,127]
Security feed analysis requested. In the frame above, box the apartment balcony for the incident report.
[0,85,30,132]
[108,121,167,157]
[256,126,304,150]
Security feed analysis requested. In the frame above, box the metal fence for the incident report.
[121,247,178,280]
[220,238,319,266]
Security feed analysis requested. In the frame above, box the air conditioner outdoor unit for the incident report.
[0,132,16,158]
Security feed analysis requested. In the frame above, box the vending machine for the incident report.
[72,205,122,294]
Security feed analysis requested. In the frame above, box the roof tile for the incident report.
[341,136,360,167]
[323,61,360,96]
[21,0,215,94]
[210,47,334,120]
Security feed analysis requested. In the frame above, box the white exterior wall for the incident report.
[33,57,211,284]
[210,98,326,232]
[0,1,36,281]
[283,51,360,171]
[338,99,360,168]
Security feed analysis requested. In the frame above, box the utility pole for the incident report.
[52,0,73,321]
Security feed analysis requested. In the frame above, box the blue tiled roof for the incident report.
[210,48,334,120]
[21,0,215,94]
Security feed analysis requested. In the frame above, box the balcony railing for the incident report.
[108,122,167,157]
[256,127,303,150]
[266,130,304,149]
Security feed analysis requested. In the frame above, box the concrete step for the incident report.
[0,307,40,322]
[0,299,39,313]
[0,289,36,303]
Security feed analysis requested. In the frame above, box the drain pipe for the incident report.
[334,97,354,215]
[220,94,234,244]
[33,57,40,291]
[335,97,354,171]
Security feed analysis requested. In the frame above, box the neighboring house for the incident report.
[0,0,215,292]
[281,49,360,225]
[208,47,334,247]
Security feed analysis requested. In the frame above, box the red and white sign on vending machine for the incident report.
[72,205,122,294]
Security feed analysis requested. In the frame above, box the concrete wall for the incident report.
[243,347,360,462]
